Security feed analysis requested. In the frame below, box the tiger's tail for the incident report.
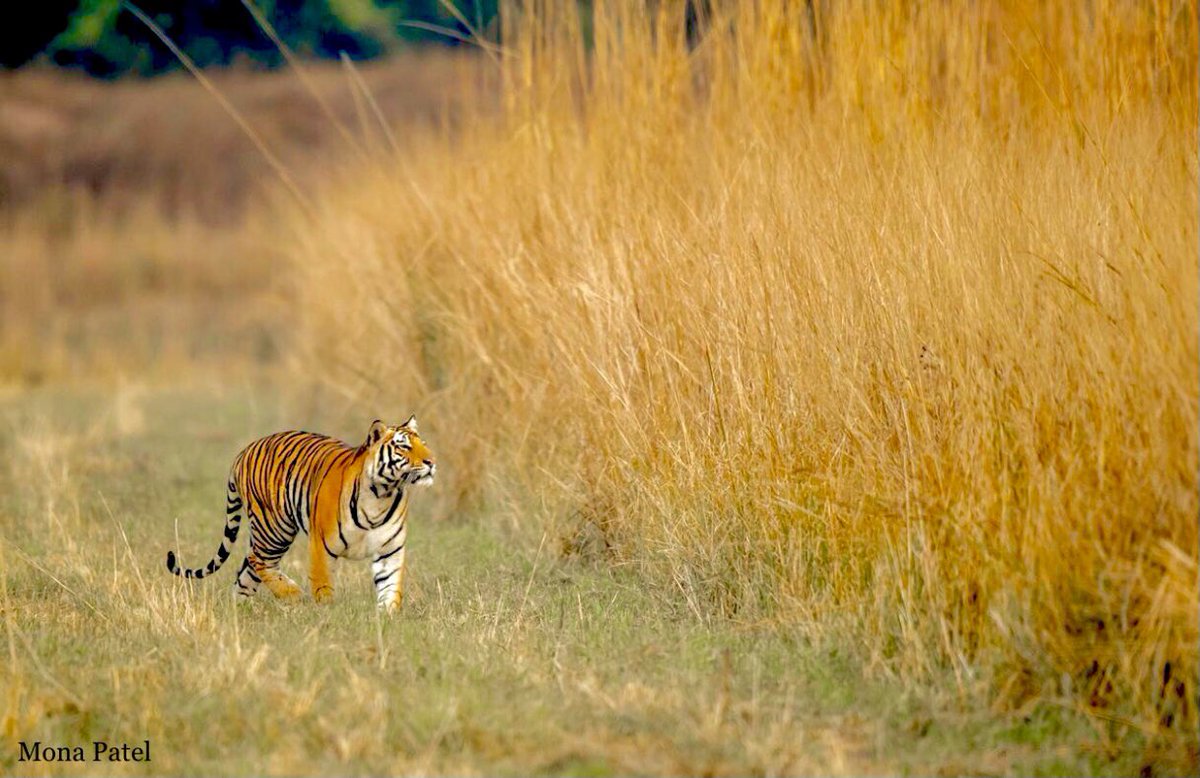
[166,478,243,580]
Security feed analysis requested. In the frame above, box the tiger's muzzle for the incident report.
[409,461,436,487]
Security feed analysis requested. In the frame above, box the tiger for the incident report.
[165,417,435,612]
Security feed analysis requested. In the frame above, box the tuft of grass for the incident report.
[288,1,1199,771]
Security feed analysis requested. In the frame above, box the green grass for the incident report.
[0,383,1132,776]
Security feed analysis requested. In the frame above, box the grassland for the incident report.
[1,0,1197,775]
[0,383,1147,775]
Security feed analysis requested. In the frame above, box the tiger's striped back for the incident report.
[235,430,355,547]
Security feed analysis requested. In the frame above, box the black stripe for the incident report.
[280,436,326,490]
[253,530,287,555]
[372,490,404,528]
[373,569,397,585]
[349,481,366,530]
[379,518,407,549]
[376,541,405,561]
[255,514,289,546]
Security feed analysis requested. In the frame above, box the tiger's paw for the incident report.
[268,580,303,601]
[313,585,334,604]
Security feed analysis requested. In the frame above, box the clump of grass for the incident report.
[291,0,1197,769]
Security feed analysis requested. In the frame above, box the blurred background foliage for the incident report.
[1,0,500,75]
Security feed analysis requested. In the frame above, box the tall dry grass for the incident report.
[291,0,1198,765]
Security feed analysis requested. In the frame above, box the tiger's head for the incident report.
[364,416,436,492]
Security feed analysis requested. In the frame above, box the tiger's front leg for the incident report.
[308,518,335,604]
[372,546,405,613]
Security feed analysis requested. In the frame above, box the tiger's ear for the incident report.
[366,419,387,446]
[401,414,418,433]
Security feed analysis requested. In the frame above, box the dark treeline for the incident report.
[1,0,500,76]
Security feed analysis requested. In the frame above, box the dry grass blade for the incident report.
[237,0,363,155]
[339,52,401,155]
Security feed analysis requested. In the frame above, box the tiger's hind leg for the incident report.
[246,506,303,601]
[233,557,261,598]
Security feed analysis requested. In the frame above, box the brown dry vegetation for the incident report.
[0,53,488,382]
[291,1,1200,771]
[0,52,489,215]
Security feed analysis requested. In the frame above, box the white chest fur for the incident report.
[338,481,409,561]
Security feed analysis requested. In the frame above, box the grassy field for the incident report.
[0,383,1140,776]
[1,1,1197,775]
